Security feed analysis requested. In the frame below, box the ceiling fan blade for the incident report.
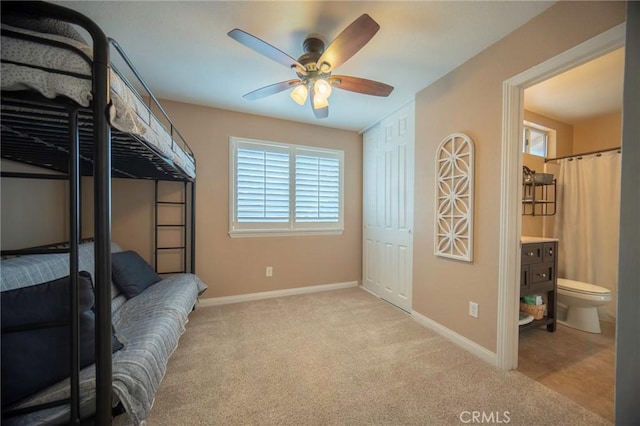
[243,80,303,101]
[228,29,304,70]
[330,75,394,97]
[316,14,380,72]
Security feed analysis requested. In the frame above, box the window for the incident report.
[522,126,548,157]
[229,137,344,237]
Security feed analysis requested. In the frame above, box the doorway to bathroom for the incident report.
[515,47,623,422]
[496,25,626,375]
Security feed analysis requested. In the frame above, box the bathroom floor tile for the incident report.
[518,321,615,423]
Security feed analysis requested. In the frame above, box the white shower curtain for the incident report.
[553,151,620,322]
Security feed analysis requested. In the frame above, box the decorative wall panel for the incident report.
[434,133,475,262]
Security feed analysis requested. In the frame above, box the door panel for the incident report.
[384,242,395,295]
[362,103,414,312]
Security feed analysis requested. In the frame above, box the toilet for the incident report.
[557,278,611,333]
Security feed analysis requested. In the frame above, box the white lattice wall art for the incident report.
[434,133,475,262]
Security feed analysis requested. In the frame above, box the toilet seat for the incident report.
[557,278,610,296]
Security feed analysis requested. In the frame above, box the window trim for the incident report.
[522,120,557,158]
[522,126,548,157]
[229,136,344,238]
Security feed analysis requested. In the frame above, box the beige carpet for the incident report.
[145,288,610,425]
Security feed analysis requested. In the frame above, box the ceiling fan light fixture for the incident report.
[290,84,308,105]
[314,78,332,99]
[319,61,332,73]
[292,63,307,75]
[312,94,329,110]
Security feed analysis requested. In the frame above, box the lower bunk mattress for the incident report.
[1,244,207,425]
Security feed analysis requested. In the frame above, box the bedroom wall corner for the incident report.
[113,101,363,299]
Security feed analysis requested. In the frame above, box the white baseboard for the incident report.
[411,310,497,366]
[198,281,359,307]
[360,285,379,298]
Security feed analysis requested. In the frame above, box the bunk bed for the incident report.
[1,2,203,424]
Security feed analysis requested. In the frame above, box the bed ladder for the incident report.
[154,180,188,275]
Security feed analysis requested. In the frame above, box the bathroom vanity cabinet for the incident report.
[520,237,558,332]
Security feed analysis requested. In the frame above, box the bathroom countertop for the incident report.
[521,236,559,244]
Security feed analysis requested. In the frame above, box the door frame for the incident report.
[496,23,625,370]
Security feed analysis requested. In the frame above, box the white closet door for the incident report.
[363,103,414,312]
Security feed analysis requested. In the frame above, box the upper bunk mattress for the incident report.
[1,22,195,179]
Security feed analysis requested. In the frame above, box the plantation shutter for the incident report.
[230,137,343,236]
[236,144,290,223]
[295,151,341,223]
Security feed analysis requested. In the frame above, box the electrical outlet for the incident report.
[266,266,273,277]
[469,301,479,318]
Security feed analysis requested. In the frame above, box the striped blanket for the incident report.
[1,242,207,425]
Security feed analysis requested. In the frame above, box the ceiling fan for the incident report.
[228,14,394,119]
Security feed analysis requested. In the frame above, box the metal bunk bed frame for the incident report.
[1,2,196,424]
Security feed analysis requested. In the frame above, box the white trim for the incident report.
[198,281,358,307]
[229,229,344,238]
[360,284,379,298]
[497,80,524,371]
[411,310,497,366]
[497,23,625,371]
[505,24,625,89]
[523,121,556,159]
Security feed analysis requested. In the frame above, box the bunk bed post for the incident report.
[154,180,159,272]
[92,37,113,426]
[1,3,113,423]
[183,181,188,273]
[68,107,81,424]
[191,180,196,274]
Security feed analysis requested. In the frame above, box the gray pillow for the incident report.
[1,272,123,408]
[111,251,161,299]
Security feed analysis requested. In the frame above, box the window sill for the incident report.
[228,229,344,238]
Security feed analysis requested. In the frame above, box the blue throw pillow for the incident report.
[1,271,123,408]
[111,251,161,299]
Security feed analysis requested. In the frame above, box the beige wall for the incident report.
[573,110,622,153]
[1,160,68,249]
[413,1,625,352]
[80,177,162,259]
[118,101,363,299]
[0,161,176,256]
[1,104,362,299]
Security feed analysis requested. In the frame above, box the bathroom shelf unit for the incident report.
[519,240,558,333]
[522,179,556,216]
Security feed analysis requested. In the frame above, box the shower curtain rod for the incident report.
[544,146,621,163]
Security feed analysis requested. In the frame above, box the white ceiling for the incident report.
[54,1,556,132]
[524,48,625,124]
